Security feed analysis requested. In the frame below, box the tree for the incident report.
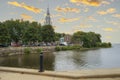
[41,25,55,42]
[3,19,23,43]
[72,31,86,44]
[22,22,42,45]
[0,22,10,44]
[55,33,62,41]
[72,31,102,48]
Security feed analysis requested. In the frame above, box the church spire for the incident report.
[44,7,52,25]
[47,7,50,15]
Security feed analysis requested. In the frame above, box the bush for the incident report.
[24,48,31,54]
[100,42,112,48]
[61,46,68,51]
[36,48,42,53]
[72,45,82,50]
[55,45,82,51]
[55,46,61,51]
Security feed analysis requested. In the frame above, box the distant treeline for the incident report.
[72,31,112,48]
[0,19,111,48]
[0,19,61,45]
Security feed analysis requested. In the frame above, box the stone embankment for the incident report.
[0,46,55,56]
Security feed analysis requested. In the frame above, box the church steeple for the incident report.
[44,7,52,25]
[47,8,50,15]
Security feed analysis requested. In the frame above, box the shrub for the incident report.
[72,45,82,50]
[61,46,68,51]
[36,48,42,53]
[24,48,31,54]
[55,46,61,51]
[55,45,82,51]
[100,42,112,48]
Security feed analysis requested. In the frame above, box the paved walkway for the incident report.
[0,67,120,80]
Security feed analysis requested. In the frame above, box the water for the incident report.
[0,44,120,71]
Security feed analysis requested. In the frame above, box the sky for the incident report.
[0,0,120,43]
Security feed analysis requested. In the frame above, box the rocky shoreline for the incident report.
[0,46,55,56]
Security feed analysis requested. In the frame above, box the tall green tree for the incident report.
[72,31,86,44]
[41,25,55,42]
[55,33,62,41]
[22,22,42,44]
[3,19,24,43]
[0,22,10,44]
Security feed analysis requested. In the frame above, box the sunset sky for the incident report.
[0,0,120,43]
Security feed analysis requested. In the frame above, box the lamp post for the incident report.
[39,52,44,72]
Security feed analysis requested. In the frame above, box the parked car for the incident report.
[0,44,8,47]
[59,42,68,46]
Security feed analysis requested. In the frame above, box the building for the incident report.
[64,34,72,44]
[44,7,52,25]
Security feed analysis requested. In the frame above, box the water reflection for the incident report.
[0,44,120,71]
[0,53,55,70]
[54,50,101,71]
[74,50,102,69]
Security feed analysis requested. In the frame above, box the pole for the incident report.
[39,52,44,72]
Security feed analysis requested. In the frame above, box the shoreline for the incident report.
[0,46,111,57]
[0,46,55,56]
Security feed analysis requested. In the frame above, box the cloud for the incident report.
[97,11,107,15]
[106,21,119,26]
[102,1,110,5]
[84,8,89,12]
[59,17,79,23]
[70,0,101,7]
[72,29,81,33]
[55,6,80,13]
[74,24,92,30]
[97,8,116,15]
[103,28,114,32]
[8,1,42,13]
[87,16,97,22]
[51,14,62,18]
[21,14,32,20]
[112,14,120,18]
[10,12,17,15]
[105,36,112,39]
[107,8,116,13]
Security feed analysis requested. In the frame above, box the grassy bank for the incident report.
[55,44,111,51]
[0,43,112,56]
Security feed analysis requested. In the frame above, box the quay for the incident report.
[0,67,120,80]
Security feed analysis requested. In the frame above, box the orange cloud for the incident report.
[112,14,120,18]
[97,11,107,15]
[8,1,42,13]
[55,6,80,13]
[75,24,92,29]
[103,28,114,32]
[88,16,97,22]
[70,0,101,7]
[102,1,110,5]
[21,14,32,20]
[107,8,116,13]
[59,17,79,23]
[97,8,116,15]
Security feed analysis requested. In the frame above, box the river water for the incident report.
[0,44,120,71]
